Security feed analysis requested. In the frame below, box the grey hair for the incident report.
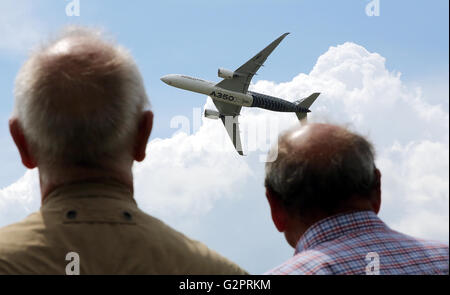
[13,26,149,168]
[265,124,377,216]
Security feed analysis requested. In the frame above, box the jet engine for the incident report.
[218,68,237,79]
[204,109,220,120]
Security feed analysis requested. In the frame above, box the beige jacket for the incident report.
[0,180,248,275]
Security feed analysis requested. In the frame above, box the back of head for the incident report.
[265,123,377,219]
[13,26,149,170]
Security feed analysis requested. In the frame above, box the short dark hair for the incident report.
[265,124,377,217]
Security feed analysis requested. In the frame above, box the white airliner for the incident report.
[161,33,320,155]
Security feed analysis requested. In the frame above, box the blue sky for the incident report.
[0,0,448,274]
[1,1,448,140]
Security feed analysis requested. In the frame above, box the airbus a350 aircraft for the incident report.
[161,33,320,155]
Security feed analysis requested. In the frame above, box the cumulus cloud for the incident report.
[143,42,449,241]
[133,127,252,219]
[239,43,449,242]
[0,170,39,226]
[377,140,449,241]
[0,41,448,272]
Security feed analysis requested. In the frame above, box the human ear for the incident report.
[9,118,37,169]
[134,111,153,162]
[266,188,288,232]
[372,168,382,214]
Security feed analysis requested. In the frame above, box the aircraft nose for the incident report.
[161,75,173,85]
[160,75,171,84]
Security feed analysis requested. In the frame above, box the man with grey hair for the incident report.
[0,27,247,275]
[264,123,448,275]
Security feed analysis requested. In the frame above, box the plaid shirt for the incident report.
[266,211,449,275]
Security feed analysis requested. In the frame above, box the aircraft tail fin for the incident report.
[294,92,320,123]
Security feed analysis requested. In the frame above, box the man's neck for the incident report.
[39,165,134,204]
[286,200,378,249]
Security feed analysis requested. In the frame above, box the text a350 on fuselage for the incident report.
[161,74,255,110]
[160,33,320,155]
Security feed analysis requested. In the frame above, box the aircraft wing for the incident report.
[216,32,290,93]
[212,100,242,116]
[212,100,244,155]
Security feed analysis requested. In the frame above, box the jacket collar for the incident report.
[42,178,137,209]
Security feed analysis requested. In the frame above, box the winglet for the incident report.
[221,116,245,156]
[278,32,290,41]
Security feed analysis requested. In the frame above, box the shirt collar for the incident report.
[295,210,386,254]
[42,179,137,209]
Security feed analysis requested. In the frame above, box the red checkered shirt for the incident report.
[266,210,449,275]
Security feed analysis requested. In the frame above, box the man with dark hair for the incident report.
[264,123,448,275]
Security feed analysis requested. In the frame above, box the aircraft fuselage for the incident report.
[161,74,253,107]
[160,74,309,113]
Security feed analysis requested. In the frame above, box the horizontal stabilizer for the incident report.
[295,92,320,123]
[295,92,320,109]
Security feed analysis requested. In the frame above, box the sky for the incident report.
[0,0,449,274]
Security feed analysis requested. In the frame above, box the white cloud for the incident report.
[0,170,39,226]
[377,140,449,241]
[133,128,252,219]
[0,41,448,273]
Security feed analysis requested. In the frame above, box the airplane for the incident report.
[161,33,320,155]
